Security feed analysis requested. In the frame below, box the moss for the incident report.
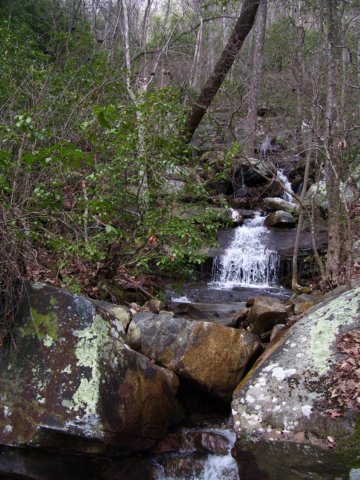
[21,305,59,343]
[337,417,360,468]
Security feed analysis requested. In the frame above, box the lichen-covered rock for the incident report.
[232,288,360,479]
[127,313,262,401]
[264,210,296,228]
[0,284,180,456]
[248,296,287,335]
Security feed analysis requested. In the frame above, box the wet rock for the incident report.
[228,208,256,219]
[226,208,244,226]
[232,288,360,480]
[264,210,296,228]
[173,302,247,328]
[248,296,288,335]
[263,197,298,214]
[127,312,262,401]
[152,428,230,456]
[0,284,180,456]
[0,446,101,480]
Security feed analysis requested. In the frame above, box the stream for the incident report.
[161,211,289,480]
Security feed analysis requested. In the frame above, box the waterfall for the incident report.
[277,169,294,203]
[211,215,279,288]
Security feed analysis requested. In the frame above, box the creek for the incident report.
[160,210,290,480]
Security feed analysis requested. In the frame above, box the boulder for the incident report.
[143,298,165,314]
[226,208,244,226]
[263,197,298,214]
[234,158,272,187]
[306,180,356,211]
[232,288,360,480]
[0,284,180,456]
[291,292,323,315]
[248,296,288,334]
[91,299,131,331]
[264,210,296,228]
[127,312,262,401]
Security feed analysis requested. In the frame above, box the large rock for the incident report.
[232,288,360,479]
[234,157,272,187]
[291,292,323,315]
[306,180,356,211]
[264,210,296,228]
[263,197,298,214]
[0,284,180,456]
[127,312,262,401]
[248,296,288,334]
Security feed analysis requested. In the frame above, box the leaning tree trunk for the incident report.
[184,0,260,141]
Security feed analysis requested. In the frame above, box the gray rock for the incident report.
[264,210,296,228]
[263,197,298,213]
[232,288,360,479]
[306,180,356,210]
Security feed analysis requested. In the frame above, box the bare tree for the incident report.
[184,0,260,141]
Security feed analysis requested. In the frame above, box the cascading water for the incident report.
[277,169,294,203]
[156,428,239,480]
[211,215,279,289]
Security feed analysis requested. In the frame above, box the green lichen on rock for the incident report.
[309,289,360,374]
[67,314,113,415]
[21,298,59,344]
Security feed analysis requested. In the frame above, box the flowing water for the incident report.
[162,216,282,480]
[211,215,279,289]
[277,168,294,203]
[156,428,239,480]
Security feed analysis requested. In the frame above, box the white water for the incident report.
[277,169,294,203]
[157,429,239,480]
[211,215,279,289]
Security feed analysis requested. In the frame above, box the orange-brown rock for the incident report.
[127,313,262,401]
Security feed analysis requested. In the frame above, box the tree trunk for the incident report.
[245,0,267,156]
[184,0,260,141]
[324,0,341,283]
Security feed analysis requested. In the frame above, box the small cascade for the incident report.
[277,169,294,203]
[199,429,238,480]
[211,215,279,289]
[156,428,239,480]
